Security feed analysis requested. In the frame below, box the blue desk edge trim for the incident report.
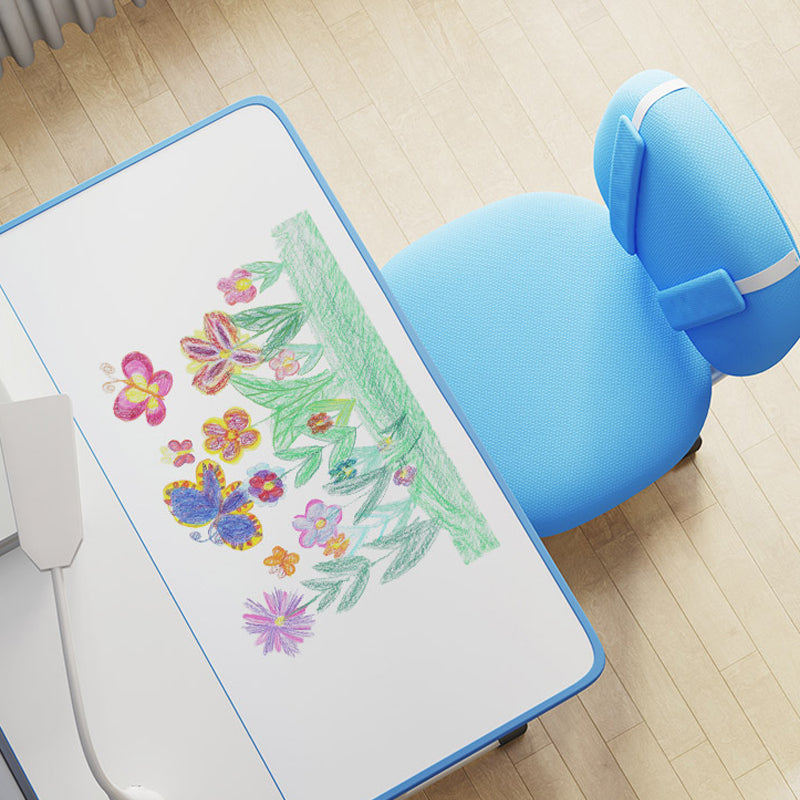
[0,725,39,799]
[0,96,605,800]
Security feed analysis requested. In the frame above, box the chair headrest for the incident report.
[594,69,800,375]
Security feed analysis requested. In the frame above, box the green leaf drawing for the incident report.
[311,556,371,612]
[314,425,357,468]
[274,444,323,487]
[230,371,334,410]
[300,577,343,612]
[314,555,371,575]
[242,260,284,292]
[381,520,441,583]
[359,499,415,546]
[307,398,356,427]
[230,303,305,335]
[354,466,393,524]
[261,307,308,354]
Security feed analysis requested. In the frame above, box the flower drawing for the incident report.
[268,349,300,381]
[323,533,350,559]
[306,412,333,435]
[217,268,257,306]
[248,464,285,505]
[292,499,342,548]
[393,465,417,487]
[263,545,300,578]
[329,458,357,483]
[243,589,314,657]
[112,351,173,426]
[180,311,263,395]
[163,460,263,550]
[202,407,261,464]
[161,438,195,467]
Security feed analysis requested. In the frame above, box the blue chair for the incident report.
[382,70,800,537]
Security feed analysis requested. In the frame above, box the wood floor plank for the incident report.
[608,723,691,800]
[12,44,113,183]
[0,186,38,225]
[464,747,534,800]
[515,743,586,800]
[683,504,800,720]
[655,458,716,524]
[123,0,225,124]
[425,768,481,800]
[701,0,800,148]
[364,0,453,96]
[339,103,444,241]
[414,0,571,194]
[214,0,311,103]
[747,364,800,471]
[573,14,643,98]
[744,435,800,549]
[597,531,767,777]
[91,6,166,107]
[267,0,370,120]
[331,9,481,222]
[693,414,800,630]
[0,132,28,200]
[481,16,597,199]
[540,697,637,800]
[312,0,363,28]
[736,761,796,800]
[672,741,746,800]
[577,660,642,742]
[723,652,800,795]
[621,485,755,671]
[53,24,150,161]
[422,78,522,204]
[167,0,253,88]
[454,0,511,34]
[501,719,552,765]
[504,0,610,135]
[709,377,774,454]
[548,531,705,761]
[134,89,190,143]
[0,67,74,200]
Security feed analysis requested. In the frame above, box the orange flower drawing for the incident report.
[263,545,300,578]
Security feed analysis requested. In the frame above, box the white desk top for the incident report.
[0,99,601,800]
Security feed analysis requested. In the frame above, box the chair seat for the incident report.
[383,193,712,536]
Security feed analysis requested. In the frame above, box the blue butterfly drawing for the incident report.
[163,459,263,550]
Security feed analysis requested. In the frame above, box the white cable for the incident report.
[51,567,164,800]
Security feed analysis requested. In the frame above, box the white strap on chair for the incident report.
[735,249,800,294]
[631,78,689,130]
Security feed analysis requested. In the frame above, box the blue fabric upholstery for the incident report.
[595,70,800,376]
[382,193,711,537]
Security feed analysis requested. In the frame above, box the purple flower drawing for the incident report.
[243,589,315,657]
[292,499,343,548]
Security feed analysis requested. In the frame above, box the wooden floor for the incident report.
[2,1,800,797]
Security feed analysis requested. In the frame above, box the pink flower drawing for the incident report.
[393,465,417,487]
[292,499,343,548]
[162,439,195,467]
[243,589,315,657]
[180,311,263,395]
[202,407,261,464]
[112,352,172,426]
[268,349,300,381]
[217,268,257,306]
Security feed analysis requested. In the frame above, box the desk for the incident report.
[0,98,602,800]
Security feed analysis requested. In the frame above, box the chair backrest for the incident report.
[593,69,800,376]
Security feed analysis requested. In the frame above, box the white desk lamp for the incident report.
[0,394,164,800]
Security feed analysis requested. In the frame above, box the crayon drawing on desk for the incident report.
[0,100,599,800]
